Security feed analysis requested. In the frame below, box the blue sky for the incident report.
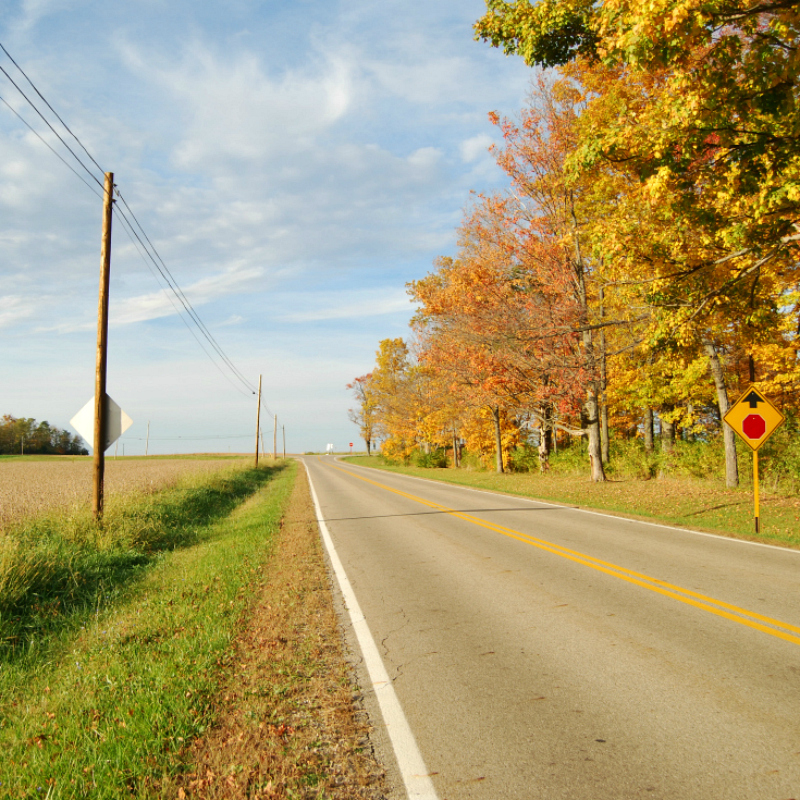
[0,0,533,455]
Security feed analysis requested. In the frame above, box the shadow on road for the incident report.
[322,506,571,523]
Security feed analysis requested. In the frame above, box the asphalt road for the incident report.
[302,456,800,800]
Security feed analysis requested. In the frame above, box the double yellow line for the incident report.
[331,462,800,647]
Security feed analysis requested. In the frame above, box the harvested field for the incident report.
[0,457,248,530]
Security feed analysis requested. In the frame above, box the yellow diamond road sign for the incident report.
[723,386,785,451]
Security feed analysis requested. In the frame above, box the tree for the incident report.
[487,76,617,479]
[347,374,378,455]
[0,415,88,455]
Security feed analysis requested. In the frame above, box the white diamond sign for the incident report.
[70,395,133,452]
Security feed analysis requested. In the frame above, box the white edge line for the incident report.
[304,461,440,800]
[333,458,800,556]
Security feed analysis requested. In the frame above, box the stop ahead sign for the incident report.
[724,387,785,451]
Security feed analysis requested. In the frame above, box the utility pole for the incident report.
[254,374,262,468]
[93,172,114,521]
[146,421,150,456]
[282,425,285,459]
[273,414,277,460]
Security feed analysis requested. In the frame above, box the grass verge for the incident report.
[342,456,800,548]
[163,464,388,799]
[0,461,295,797]
[0,462,278,657]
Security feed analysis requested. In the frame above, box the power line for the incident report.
[0,61,103,189]
[0,42,273,412]
[111,205,254,398]
[0,41,105,177]
[124,434,254,441]
[0,92,103,199]
[115,191,259,396]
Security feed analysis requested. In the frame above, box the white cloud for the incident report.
[111,265,264,326]
[460,134,494,163]
[0,296,34,328]
[14,0,79,32]
[278,288,414,322]
[408,146,443,170]
[117,41,354,171]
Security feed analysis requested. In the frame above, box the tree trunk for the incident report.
[584,389,606,481]
[491,405,504,473]
[571,195,606,482]
[599,285,609,465]
[643,408,654,453]
[538,405,551,472]
[452,427,459,468]
[365,438,371,455]
[661,405,676,453]
[704,340,739,488]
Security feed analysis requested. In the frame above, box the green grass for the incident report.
[342,455,800,548]
[0,460,296,797]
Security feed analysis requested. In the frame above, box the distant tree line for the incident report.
[0,415,88,455]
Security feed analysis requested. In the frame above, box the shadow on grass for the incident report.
[678,500,749,518]
[0,464,285,662]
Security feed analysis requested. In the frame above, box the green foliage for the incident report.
[507,444,540,473]
[0,414,87,455]
[411,448,449,468]
[475,0,598,67]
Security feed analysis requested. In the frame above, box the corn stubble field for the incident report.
[0,456,246,530]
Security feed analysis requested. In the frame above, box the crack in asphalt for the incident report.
[379,607,411,681]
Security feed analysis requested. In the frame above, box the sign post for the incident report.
[723,386,785,533]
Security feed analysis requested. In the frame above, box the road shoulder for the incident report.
[168,464,391,799]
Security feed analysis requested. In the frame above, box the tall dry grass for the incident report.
[0,457,246,530]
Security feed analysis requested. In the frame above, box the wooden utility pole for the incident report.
[273,414,277,460]
[254,374,262,468]
[282,425,285,459]
[93,172,114,521]
[145,421,150,456]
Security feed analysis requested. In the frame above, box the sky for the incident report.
[0,0,534,455]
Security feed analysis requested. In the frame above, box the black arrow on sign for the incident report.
[744,391,763,408]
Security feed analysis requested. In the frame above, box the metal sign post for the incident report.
[723,386,785,533]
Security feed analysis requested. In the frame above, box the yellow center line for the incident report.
[329,461,800,647]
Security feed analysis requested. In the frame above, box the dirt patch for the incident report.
[165,466,388,799]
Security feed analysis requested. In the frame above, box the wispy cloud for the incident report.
[278,288,414,322]
[0,296,34,328]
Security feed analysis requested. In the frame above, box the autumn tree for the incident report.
[486,76,623,480]
[347,374,377,454]
[411,188,590,473]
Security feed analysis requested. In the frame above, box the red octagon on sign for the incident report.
[742,414,766,440]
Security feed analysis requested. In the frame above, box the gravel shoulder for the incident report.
[167,463,391,799]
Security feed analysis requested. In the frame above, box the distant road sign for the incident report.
[70,395,133,451]
[723,386,785,451]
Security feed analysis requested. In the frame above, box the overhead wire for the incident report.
[0,61,103,189]
[0,41,105,177]
[115,191,259,396]
[111,204,254,398]
[0,93,103,199]
[0,41,275,415]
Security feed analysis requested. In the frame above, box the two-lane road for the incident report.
[302,456,800,800]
